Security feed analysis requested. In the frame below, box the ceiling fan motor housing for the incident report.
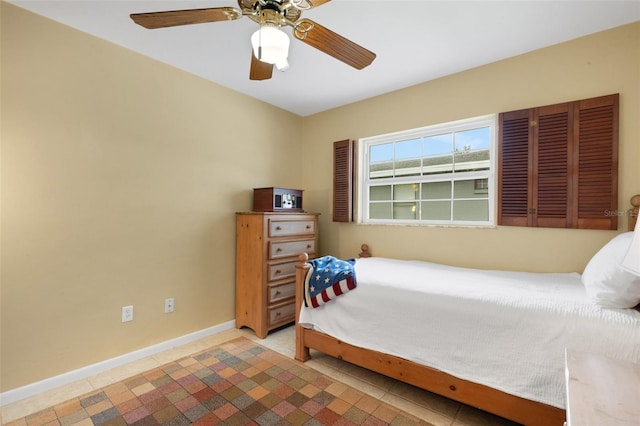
[240,0,301,25]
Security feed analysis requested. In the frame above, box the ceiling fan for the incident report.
[130,0,376,81]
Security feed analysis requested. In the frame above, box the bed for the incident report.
[293,195,640,426]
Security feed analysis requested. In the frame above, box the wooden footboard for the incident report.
[293,247,566,426]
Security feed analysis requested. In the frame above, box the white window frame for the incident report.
[357,114,497,227]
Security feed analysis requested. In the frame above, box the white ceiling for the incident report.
[8,0,640,116]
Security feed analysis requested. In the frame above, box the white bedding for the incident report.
[298,257,640,409]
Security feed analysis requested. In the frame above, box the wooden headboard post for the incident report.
[295,245,373,362]
[629,194,640,231]
[359,244,372,258]
[295,253,311,362]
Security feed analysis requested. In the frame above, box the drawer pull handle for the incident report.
[306,225,311,229]
[276,312,281,317]
[275,270,281,274]
[276,248,282,252]
[275,291,281,296]
[306,245,311,249]
[276,226,282,230]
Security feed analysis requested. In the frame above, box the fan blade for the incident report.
[130,7,241,29]
[309,0,332,7]
[250,53,273,81]
[292,19,375,70]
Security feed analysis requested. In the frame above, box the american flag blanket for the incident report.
[304,256,357,308]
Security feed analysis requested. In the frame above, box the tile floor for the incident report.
[3,336,429,426]
[1,325,519,426]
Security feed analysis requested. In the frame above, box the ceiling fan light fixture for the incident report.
[251,24,290,66]
[275,58,289,71]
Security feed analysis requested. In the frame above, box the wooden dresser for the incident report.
[235,212,319,338]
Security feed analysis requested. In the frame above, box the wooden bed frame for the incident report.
[293,195,640,426]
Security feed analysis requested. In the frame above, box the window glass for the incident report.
[423,134,454,175]
[453,200,489,221]
[422,181,451,199]
[369,202,392,219]
[421,200,452,221]
[393,202,418,220]
[453,179,487,199]
[454,127,491,173]
[396,139,422,160]
[369,144,393,180]
[394,184,418,201]
[370,185,391,201]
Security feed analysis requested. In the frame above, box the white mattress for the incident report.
[298,257,640,409]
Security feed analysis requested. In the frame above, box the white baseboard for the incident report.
[0,320,236,407]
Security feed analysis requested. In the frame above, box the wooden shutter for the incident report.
[333,139,354,222]
[498,109,532,226]
[575,94,619,230]
[498,93,618,229]
[535,103,572,228]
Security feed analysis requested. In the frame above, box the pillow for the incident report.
[582,232,640,308]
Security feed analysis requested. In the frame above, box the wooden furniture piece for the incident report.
[236,211,318,338]
[629,194,639,231]
[293,195,640,426]
[499,94,619,230]
[565,349,640,426]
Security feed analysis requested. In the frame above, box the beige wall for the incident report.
[1,3,303,391]
[1,2,639,394]
[302,21,640,273]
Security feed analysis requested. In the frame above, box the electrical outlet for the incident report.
[122,305,133,322]
[164,298,174,313]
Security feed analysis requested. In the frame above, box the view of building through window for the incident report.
[360,115,495,225]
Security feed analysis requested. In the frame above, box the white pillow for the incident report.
[582,232,640,308]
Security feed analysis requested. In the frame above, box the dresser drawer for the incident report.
[269,219,316,238]
[270,239,315,259]
[268,302,296,327]
[268,282,295,304]
[268,260,298,282]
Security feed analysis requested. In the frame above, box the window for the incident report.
[359,115,496,226]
